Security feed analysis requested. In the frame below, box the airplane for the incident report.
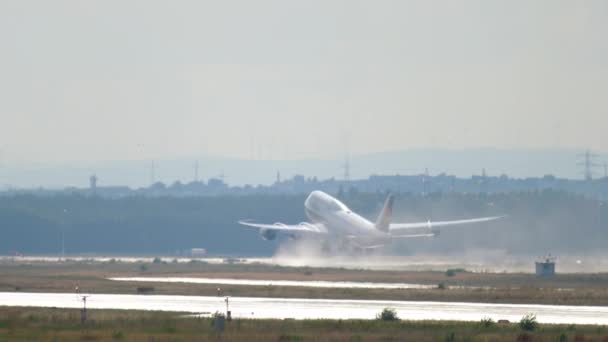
[239,190,505,252]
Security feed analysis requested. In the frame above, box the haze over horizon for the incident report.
[1,1,607,168]
[0,147,602,189]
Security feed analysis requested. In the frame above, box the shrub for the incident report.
[111,331,124,340]
[139,264,148,272]
[446,268,466,277]
[376,307,399,321]
[211,311,226,332]
[480,316,494,328]
[519,313,538,331]
[437,282,446,290]
[136,286,154,294]
[152,257,162,264]
[211,311,225,320]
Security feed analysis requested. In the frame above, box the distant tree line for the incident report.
[4,173,608,200]
[0,190,606,256]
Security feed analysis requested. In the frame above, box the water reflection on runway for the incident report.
[1,292,608,325]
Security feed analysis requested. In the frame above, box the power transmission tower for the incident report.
[150,161,156,185]
[343,158,351,183]
[577,150,601,181]
[422,168,429,195]
[194,161,199,182]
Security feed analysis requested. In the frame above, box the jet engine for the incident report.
[260,228,278,241]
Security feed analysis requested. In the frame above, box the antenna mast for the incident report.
[150,161,156,185]
[422,168,429,195]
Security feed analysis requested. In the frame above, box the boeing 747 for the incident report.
[239,191,504,252]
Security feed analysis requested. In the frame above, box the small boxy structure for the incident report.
[190,248,207,257]
[535,255,556,277]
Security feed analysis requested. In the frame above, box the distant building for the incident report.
[89,175,97,193]
[535,256,556,277]
[190,248,207,257]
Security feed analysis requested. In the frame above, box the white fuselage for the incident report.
[304,191,390,247]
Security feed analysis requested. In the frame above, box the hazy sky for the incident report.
[1,1,607,163]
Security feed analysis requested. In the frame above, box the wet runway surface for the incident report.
[109,277,435,289]
[1,292,608,324]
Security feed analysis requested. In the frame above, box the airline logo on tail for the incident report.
[375,194,394,232]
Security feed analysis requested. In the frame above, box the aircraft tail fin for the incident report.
[375,194,394,232]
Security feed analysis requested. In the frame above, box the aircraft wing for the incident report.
[389,215,506,231]
[391,233,436,238]
[238,220,327,234]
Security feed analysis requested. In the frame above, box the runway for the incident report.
[109,277,436,289]
[1,292,607,324]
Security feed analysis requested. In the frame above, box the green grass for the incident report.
[3,261,608,306]
[0,307,607,341]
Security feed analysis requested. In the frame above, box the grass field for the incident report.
[2,260,608,306]
[0,306,606,341]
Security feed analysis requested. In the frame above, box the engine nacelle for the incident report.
[432,229,440,237]
[260,228,278,241]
